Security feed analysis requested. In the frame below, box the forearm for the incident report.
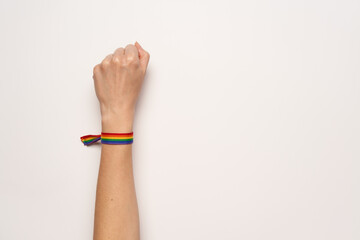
[93,115,139,240]
[93,144,139,240]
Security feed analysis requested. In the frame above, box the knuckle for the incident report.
[126,55,135,61]
[112,56,121,64]
[101,60,110,67]
[93,64,100,74]
[126,55,137,64]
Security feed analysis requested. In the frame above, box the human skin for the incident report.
[92,42,150,240]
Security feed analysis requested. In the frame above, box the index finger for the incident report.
[124,44,139,60]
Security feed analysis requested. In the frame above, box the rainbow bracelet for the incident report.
[80,132,134,146]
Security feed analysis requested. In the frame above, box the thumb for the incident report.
[135,41,150,71]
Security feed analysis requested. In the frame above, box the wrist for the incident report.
[101,113,134,133]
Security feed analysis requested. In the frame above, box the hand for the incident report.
[93,42,150,132]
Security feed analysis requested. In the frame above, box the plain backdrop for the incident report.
[0,0,359,239]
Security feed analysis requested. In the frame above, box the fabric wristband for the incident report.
[80,132,134,146]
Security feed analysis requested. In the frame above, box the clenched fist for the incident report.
[93,42,150,132]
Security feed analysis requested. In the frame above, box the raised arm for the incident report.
[92,42,150,240]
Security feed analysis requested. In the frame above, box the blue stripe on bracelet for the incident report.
[101,139,133,144]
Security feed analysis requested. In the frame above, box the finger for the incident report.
[112,48,125,64]
[134,41,150,70]
[93,64,101,78]
[125,44,139,60]
[101,54,113,65]
[113,47,125,57]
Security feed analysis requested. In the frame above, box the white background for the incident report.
[0,0,359,239]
